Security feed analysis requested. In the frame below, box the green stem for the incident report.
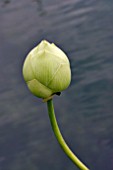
[47,99,90,170]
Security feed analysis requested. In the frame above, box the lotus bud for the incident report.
[22,40,71,101]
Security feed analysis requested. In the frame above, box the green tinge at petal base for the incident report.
[27,79,53,99]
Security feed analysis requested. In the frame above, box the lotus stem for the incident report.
[47,99,89,170]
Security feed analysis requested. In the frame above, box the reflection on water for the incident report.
[0,0,113,170]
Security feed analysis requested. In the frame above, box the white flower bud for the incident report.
[22,40,71,101]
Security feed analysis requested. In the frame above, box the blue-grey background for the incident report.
[0,0,113,170]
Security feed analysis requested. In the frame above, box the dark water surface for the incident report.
[0,0,113,170]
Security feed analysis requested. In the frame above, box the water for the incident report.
[0,0,113,170]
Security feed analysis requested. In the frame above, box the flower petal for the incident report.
[27,79,53,99]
